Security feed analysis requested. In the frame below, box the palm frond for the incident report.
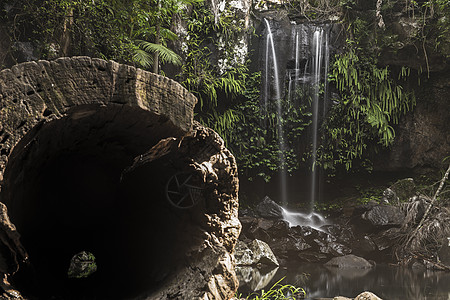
[136,40,182,66]
[132,48,154,68]
[160,27,178,41]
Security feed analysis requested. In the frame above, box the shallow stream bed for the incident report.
[238,263,450,300]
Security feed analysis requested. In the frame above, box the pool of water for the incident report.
[238,263,450,300]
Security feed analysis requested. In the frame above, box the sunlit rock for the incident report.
[235,239,279,267]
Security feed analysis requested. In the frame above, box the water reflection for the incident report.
[238,263,450,300]
[236,266,279,293]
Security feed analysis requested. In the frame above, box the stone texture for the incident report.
[374,74,450,173]
[361,205,405,227]
[354,291,382,300]
[324,254,373,269]
[0,58,241,299]
[255,196,284,219]
[0,57,197,183]
[125,122,241,299]
[438,237,450,266]
[235,239,279,267]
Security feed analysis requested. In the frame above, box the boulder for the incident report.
[382,178,416,204]
[371,227,402,251]
[67,251,97,279]
[324,254,373,269]
[352,235,377,256]
[438,237,450,266]
[361,205,405,227]
[235,239,279,267]
[354,291,382,300]
[255,196,284,219]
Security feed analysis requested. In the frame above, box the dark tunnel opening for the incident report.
[1,104,203,299]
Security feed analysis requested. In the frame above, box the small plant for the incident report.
[244,278,306,300]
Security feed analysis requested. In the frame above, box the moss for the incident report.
[67,251,97,279]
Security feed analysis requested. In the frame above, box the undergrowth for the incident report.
[239,278,306,300]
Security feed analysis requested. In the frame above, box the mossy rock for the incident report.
[67,251,97,279]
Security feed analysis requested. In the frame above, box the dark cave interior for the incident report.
[0,104,202,299]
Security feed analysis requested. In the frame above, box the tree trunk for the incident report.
[153,23,160,74]
[60,7,73,56]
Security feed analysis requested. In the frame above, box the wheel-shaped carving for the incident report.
[165,172,204,209]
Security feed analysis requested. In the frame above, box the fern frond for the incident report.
[132,48,154,68]
[136,40,182,66]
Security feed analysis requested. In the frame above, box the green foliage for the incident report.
[178,2,252,154]
[179,4,247,108]
[226,73,311,182]
[355,185,384,204]
[134,39,181,69]
[67,251,97,279]
[316,40,415,171]
[2,0,194,71]
[244,278,306,300]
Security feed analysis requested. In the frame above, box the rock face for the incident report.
[361,205,405,227]
[235,239,279,267]
[255,196,284,219]
[0,58,241,299]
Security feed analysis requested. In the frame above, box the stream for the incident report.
[238,263,450,299]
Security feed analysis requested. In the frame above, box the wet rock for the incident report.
[324,254,373,269]
[235,266,279,292]
[361,205,405,227]
[235,239,279,267]
[255,196,284,219]
[382,178,416,204]
[438,237,450,266]
[327,242,352,256]
[371,228,401,251]
[269,235,311,259]
[297,251,328,263]
[238,208,257,218]
[352,235,377,256]
[321,224,354,244]
[248,218,276,242]
[354,291,382,300]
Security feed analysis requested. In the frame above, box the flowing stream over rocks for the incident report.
[237,178,450,299]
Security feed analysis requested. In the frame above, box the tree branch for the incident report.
[405,163,450,247]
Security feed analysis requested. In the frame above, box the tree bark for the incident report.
[153,23,160,74]
[60,7,73,56]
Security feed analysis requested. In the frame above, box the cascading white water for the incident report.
[310,28,324,208]
[282,208,328,231]
[261,21,331,225]
[264,19,288,207]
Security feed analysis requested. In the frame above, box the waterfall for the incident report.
[310,28,323,208]
[309,26,330,208]
[261,21,331,213]
[264,19,288,207]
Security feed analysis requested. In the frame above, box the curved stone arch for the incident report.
[0,56,196,183]
[0,57,240,299]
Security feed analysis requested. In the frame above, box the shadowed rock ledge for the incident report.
[0,57,240,299]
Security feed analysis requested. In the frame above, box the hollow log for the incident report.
[0,57,240,299]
